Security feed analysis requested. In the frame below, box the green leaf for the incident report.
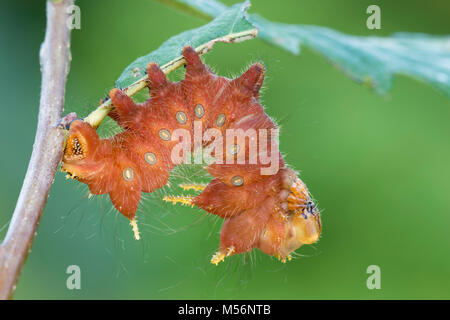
[167,0,450,96]
[115,1,256,89]
[253,20,450,95]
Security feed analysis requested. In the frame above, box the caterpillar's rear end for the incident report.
[61,46,322,264]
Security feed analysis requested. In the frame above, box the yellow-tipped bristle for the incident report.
[163,195,194,207]
[211,251,226,266]
[211,246,234,266]
[276,254,292,263]
[179,183,207,192]
[130,219,140,240]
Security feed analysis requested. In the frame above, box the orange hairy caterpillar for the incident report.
[61,46,321,264]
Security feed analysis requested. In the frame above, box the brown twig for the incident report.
[0,0,74,299]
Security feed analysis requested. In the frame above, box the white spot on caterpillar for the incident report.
[122,167,134,181]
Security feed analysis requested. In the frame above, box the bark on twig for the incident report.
[0,0,74,299]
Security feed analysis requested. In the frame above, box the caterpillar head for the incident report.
[286,176,322,244]
[258,171,322,260]
[279,197,321,258]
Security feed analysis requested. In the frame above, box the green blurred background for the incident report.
[1,0,449,299]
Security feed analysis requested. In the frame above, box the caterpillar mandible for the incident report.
[61,46,321,264]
